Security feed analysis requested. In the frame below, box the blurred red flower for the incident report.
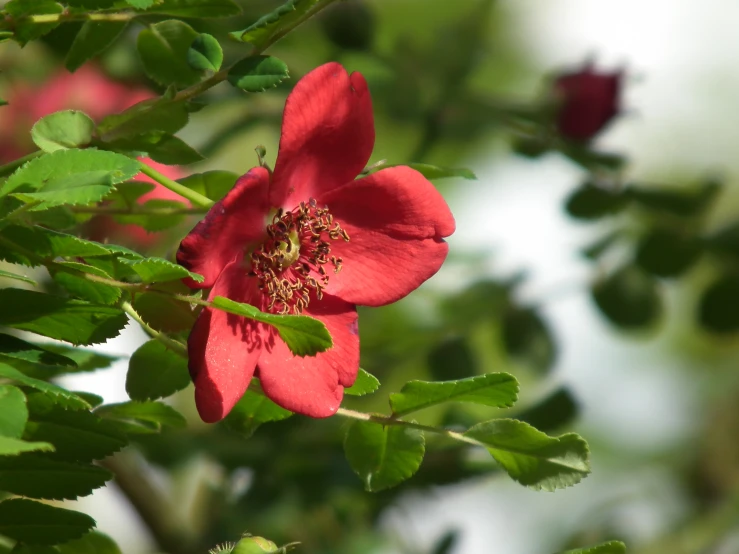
[177,62,455,422]
[554,63,623,142]
[0,64,185,244]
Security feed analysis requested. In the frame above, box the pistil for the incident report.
[249,198,349,314]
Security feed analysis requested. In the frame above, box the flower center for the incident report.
[248,198,349,315]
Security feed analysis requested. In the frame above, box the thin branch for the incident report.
[138,162,214,209]
[120,301,188,357]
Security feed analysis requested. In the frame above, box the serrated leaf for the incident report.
[66,21,128,72]
[1,149,141,212]
[0,455,112,500]
[0,363,90,410]
[389,373,519,416]
[345,368,380,396]
[96,401,186,433]
[119,256,203,283]
[343,420,425,491]
[188,34,223,71]
[137,20,202,87]
[132,292,196,334]
[104,132,203,165]
[126,0,154,8]
[230,0,320,47]
[0,499,95,545]
[227,56,289,92]
[555,541,626,554]
[0,268,35,285]
[146,0,240,16]
[25,393,128,462]
[41,345,117,373]
[31,111,95,153]
[0,385,28,438]
[0,289,127,346]
[0,436,54,456]
[126,340,190,401]
[211,296,332,357]
[177,170,238,201]
[402,163,476,180]
[51,262,121,305]
[4,0,63,44]
[57,531,122,554]
[0,225,113,267]
[464,419,590,490]
[222,388,292,438]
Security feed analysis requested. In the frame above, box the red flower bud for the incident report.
[553,63,623,142]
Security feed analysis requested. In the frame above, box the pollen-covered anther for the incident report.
[250,198,349,314]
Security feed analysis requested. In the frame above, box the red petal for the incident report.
[188,261,263,423]
[318,166,455,306]
[270,63,374,208]
[257,295,359,417]
[177,167,270,289]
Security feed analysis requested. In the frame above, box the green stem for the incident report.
[138,162,213,209]
[335,407,482,448]
[0,151,42,178]
[120,300,188,357]
[18,11,134,24]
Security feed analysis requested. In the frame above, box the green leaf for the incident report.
[65,21,128,72]
[343,420,425,491]
[145,0,240,17]
[0,385,27,438]
[57,531,122,554]
[591,265,662,330]
[0,289,127,346]
[401,163,476,181]
[222,388,293,438]
[96,401,186,433]
[177,170,238,201]
[98,98,189,142]
[0,436,54,456]
[104,132,203,165]
[188,34,223,71]
[40,345,116,373]
[211,296,332,357]
[227,56,290,92]
[126,0,155,8]
[119,256,203,283]
[0,268,35,285]
[635,227,702,278]
[344,368,380,396]
[0,498,95,545]
[1,149,141,212]
[126,340,190,401]
[559,145,626,172]
[389,373,519,416]
[501,307,557,373]
[0,225,113,267]
[31,111,95,153]
[137,20,202,87]
[0,363,91,410]
[4,0,63,45]
[627,178,721,218]
[0,455,112,500]
[699,274,739,334]
[706,220,739,261]
[555,541,626,554]
[464,419,590,490]
[132,292,197,334]
[565,182,628,220]
[109,198,188,232]
[51,262,121,305]
[230,0,320,46]
[25,393,128,462]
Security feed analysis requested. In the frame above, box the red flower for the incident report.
[177,62,455,422]
[554,63,623,141]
